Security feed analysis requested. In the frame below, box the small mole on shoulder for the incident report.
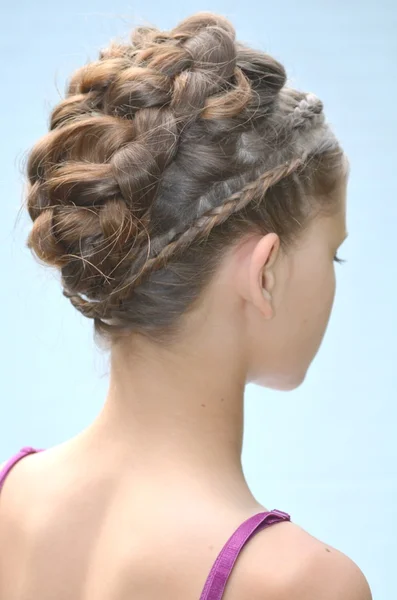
[325,548,331,553]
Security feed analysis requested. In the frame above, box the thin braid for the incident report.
[63,157,303,320]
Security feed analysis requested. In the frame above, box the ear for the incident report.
[249,233,280,319]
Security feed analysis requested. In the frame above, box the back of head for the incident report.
[25,11,345,345]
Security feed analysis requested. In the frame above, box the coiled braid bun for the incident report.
[25,11,344,341]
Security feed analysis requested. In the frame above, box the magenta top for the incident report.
[0,447,291,599]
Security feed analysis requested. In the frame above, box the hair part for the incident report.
[24,11,346,347]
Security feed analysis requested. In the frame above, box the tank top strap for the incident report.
[199,509,291,600]
[0,446,44,491]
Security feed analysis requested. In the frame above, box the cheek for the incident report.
[249,259,337,391]
[319,265,336,319]
[300,263,336,351]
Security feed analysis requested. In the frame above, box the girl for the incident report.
[0,11,371,600]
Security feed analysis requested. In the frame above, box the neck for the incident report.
[80,324,260,508]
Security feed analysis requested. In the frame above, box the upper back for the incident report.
[0,448,372,600]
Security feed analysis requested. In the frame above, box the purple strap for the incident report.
[0,448,290,600]
[0,446,45,490]
[199,509,291,600]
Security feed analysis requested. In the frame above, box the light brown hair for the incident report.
[24,12,345,345]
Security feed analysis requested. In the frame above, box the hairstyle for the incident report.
[24,11,345,345]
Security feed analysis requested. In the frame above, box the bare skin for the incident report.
[0,178,372,599]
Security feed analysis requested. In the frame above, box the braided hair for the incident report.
[25,11,345,342]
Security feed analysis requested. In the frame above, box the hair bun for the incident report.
[23,11,340,336]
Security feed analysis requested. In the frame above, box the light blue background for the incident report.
[1,1,396,597]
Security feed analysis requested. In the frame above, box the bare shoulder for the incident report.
[230,520,372,600]
[0,451,42,483]
[0,451,46,510]
[273,532,372,600]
